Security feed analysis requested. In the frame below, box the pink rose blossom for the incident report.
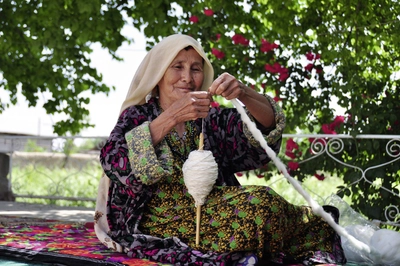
[322,124,337,134]
[260,39,279,53]
[288,161,299,171]
[305,63,314,72]
[204,8,214,16]
[285,151,296,159]
[265,62,289,81]
[211,48,225,59]
[189,15,199,23]
[286,138,299,151]
[211,101,220,108]
[279,71,289,81]
[314,173,325,181]
[306,51,321,61]
[232,34,249,46]
[264,62,283,74]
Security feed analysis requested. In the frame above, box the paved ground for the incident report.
[0,201,95,222]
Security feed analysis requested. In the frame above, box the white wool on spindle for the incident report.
[230,98,376,258]
[182,150,218,207]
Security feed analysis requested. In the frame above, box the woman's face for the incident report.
[158,48,204,106]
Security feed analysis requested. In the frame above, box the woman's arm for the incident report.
[100,103,173,186]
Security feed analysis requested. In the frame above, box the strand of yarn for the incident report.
[182,149,218,207]
[230,98,373,256]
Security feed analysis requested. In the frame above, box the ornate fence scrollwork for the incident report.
[283,134,400,228]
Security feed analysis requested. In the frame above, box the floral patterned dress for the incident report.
[97,96,346,265]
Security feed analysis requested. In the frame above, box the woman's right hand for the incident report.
[149,91,211,145]
[167,91,212,123]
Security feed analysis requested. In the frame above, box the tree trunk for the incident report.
[0,153,15,201]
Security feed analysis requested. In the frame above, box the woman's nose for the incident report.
[181,68,193,83]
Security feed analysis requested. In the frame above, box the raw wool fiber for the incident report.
[182,150,218,207]
[229,99,375,259]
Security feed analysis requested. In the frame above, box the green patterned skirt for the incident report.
[139,184,336,260]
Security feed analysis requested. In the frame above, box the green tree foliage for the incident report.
[0,0,127,135]
[1,0,399,222]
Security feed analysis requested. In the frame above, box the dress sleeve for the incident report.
[125,122,174,185]
[243,94,285,147]
[99,105,173,186]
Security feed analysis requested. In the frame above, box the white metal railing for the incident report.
[0,134,399,226]
[283,134,400,228]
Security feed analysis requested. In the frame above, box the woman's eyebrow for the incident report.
[171,60,203,66]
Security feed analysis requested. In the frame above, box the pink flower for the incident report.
[265,62,289,81]
[306,51,321,61]
[314,173,325,181]
[211,101,220,108]
[286,138,299,151]
[331,115,345,128]
[273,96,282,102]
[265,62,283,74]
[204,8,214,16]
[260,39,279,53]
[306,51,315,61]
[215,33,221,41]
[305,63,314,72]
[288,161,299,171]
[285,151,296,159]
[189,15,199,23]
[285,138,299,159]
[279,71,289,81]
[232,34,249,46]
[322,115,345,134]
[211,48,225,59]
[322,124,337,134]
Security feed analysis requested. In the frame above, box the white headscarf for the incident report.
[119,34,214,115]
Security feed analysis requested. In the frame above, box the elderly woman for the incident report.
[95,34,345,265]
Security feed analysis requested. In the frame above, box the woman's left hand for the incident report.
[208,72,246,100]
[209,72,276,129]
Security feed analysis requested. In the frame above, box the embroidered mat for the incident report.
[0,216,351,266]
[0,216,168,266]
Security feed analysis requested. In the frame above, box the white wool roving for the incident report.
[182,132,218,246]
[230,98,377,258]
[182,149,218,207]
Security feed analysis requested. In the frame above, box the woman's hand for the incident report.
[208,72,245,100]
[167,91,211,123]
[209,72,276,129]
[150,91,211,146]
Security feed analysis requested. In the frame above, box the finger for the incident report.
[209,75,225,95]
[191,91,210,99]
[189,96,211,106]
